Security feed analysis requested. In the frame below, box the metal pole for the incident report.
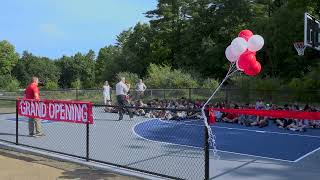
[86,123,89,161]
[204,110,209,180]
[189,88,191,101]
[76,88,79,101]
[16,100,19,145]
[164,89,166,99]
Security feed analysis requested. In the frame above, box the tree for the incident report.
[0,40,19,76]
[57,50,96,88]
[14,51,60,87]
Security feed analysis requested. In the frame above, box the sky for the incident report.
[0,0,157,59]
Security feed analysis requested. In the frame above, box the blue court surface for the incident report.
[134,119,320,162]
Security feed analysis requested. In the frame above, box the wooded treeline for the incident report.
[0,0,319,91]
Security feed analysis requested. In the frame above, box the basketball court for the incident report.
[0,12,320,180]
[1,106,320,180]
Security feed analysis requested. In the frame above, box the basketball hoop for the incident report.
[293,42,306,56]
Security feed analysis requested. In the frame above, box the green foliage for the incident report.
[14,51,60,87]
[0,40,19,76]
[44,81,59,90]
[116,72,139,86]
[56,50,95,88]
[145,63,198,88]
[202,78,219,89]
[3,0,320,100]
[71,78,82,89]
[6,78,20,92]
[0,75,20,91]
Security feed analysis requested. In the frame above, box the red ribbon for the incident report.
[208,108,320,120]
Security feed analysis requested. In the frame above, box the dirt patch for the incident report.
[0,148,141,180]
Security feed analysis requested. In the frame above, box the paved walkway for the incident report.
[0,148,140,180]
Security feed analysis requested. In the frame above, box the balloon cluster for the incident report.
[225,30,264,76]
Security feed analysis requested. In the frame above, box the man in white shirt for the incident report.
[116,77,133,120]
[135,79,147,100]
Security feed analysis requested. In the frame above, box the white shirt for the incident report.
[135,82,147,92]
[116,81,129,96]
[103,85,110,100]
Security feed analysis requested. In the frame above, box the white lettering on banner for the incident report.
[49,103,54,118]
[77,104,83,122]
[18,99,92,124]
[73,104,78,121]
[65,104,70,120]
[60,104,65,120]
[82,104,88,122]
[25,101,30,115]
[20,100,26,115]
[39,102,46,118]
[54,103,60,119]
[30,102,35,116]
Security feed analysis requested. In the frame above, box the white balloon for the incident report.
[225,45,239,62]
[248,35,264,52]
[230,37,248,56]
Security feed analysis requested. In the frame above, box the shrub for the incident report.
[145,64,198,88]
[201,78,219,89]
[116,72,139,86]
[44,81,59,90]
[71,78,82,89]
[0,75,20,92]
[5,78,20,92]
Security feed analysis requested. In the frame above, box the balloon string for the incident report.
[201,62,239,159]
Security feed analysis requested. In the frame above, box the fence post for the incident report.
[150,89,153,100]
[16,100,19,145]
[204,117,210,180]
[163,89,166,99]
[76,88,79,101]
[86,123,90,161]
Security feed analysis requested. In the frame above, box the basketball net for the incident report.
[293,42,306,56]
[201,62,238,159]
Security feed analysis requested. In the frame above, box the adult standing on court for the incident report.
[103,81,111,112]
[135,79,147,100]
[24,76,44,137]
[116,77,133,120]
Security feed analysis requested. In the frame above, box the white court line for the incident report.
[132,119,299,163]
[159,119,320,139]
[294,146,320,162]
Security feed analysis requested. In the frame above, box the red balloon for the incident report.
[238,30,253,41]
[238,51,256,70]
[245,49,256,55]
[244,61,261,76]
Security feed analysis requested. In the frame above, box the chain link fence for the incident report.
[2,88,319,105]
[0,100,206,179]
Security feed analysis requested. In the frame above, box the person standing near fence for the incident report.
[116,77,133,120]
[135,79,147,100]
[24,76,44,137]
[103,81,111,112]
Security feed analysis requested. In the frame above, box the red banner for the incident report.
[208,108,320,120]
[17,98,93,124]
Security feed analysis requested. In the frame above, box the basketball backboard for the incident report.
[304,13,320,51]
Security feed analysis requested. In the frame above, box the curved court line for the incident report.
[132,119,299,163]
[158,119,320,139]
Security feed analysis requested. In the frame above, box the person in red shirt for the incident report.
[24,77,44,137]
